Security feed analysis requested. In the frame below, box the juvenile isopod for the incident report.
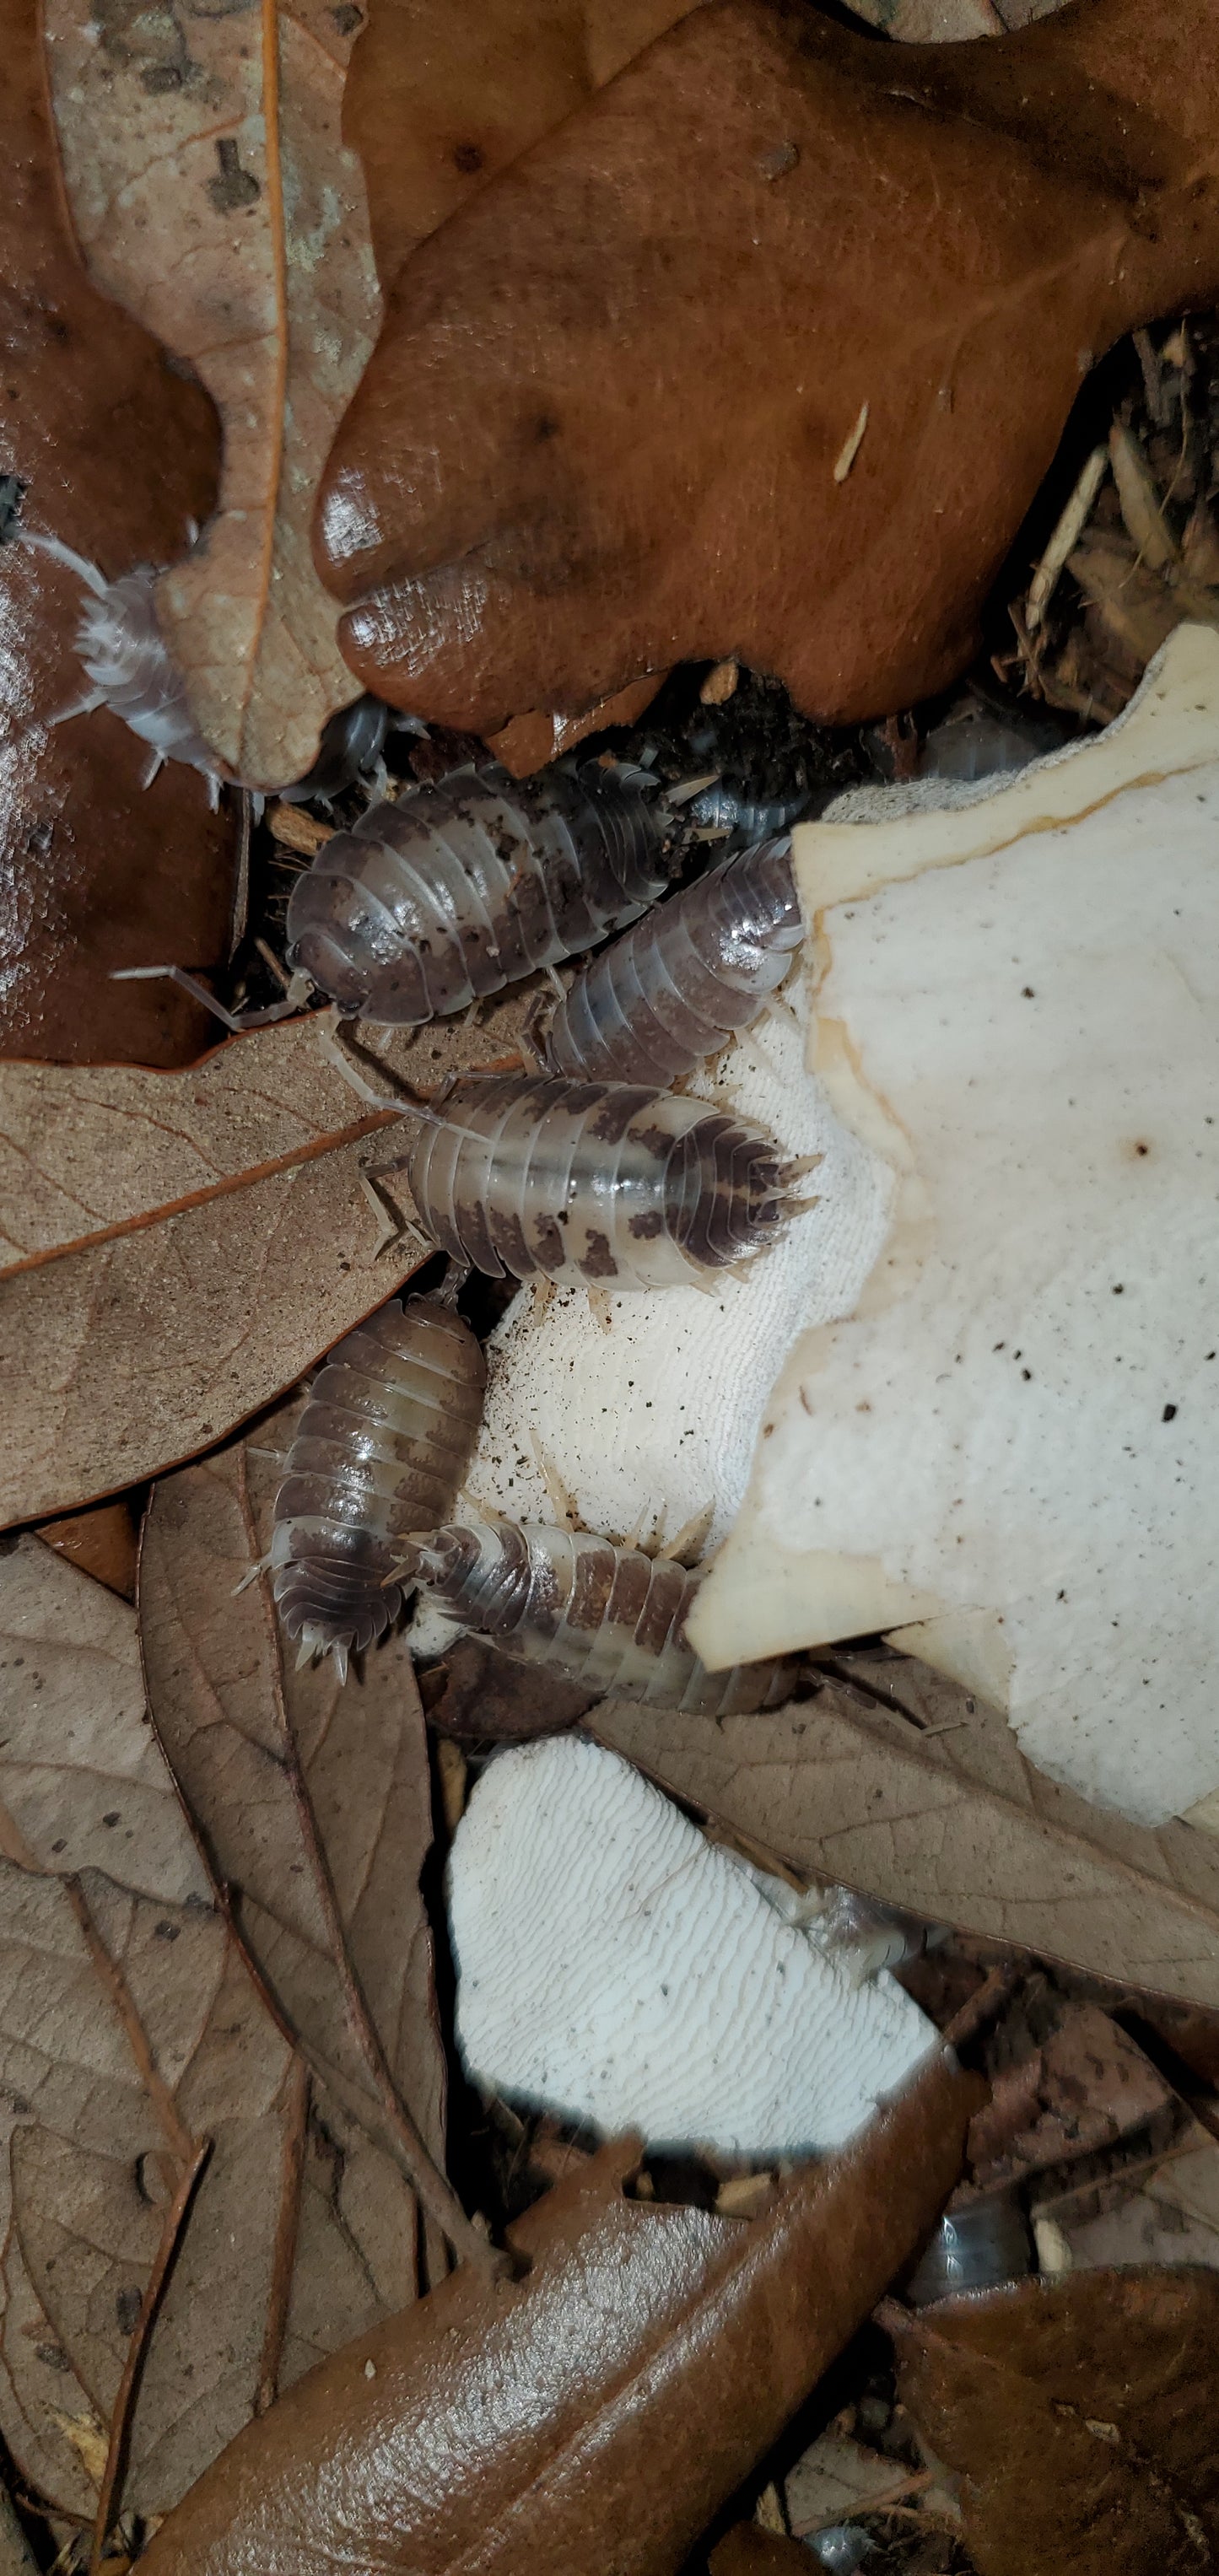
[545,834,802,1086]
[405,1517,801,1712]
[271,1291,486,1677]
[385,1074,806,1289]
[22,534,229,804]
[285,758,677,1023]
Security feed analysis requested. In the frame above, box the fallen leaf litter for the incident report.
[3,0,1219,2566]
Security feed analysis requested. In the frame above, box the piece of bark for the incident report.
[44,0,382,790]
[1,0,235,1064]
[32,1498,139,1599]
[485,673,663,778]
[591,1673,1219,2011]
[423,1635,598,1741]
[890,2271,1219,2576]
[0,997,526,1527]
[139,1399,468,2268]
[320,0,1219,736]
[139,2049,979,2576]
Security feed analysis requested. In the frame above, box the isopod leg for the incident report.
[109,964,305,1032]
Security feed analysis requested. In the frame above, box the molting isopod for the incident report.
[546,834,801,1085]
[285,759,675,1023]
[271,1292,486,1677]
[394,1074,804,1288]
[23,535,229,804]
[406,1517,800,1712]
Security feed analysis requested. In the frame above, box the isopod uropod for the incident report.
[405,1517,801,1713]
[545,834,802,1086]
[391,1074,805,1289]
[285,759,677,1024]
[271,1292,486,1677]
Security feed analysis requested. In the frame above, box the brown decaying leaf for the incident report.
[0,998,526,1528]
[0,1539,430,2533]
[591,1658,1219,2010]
[320,0,1219,736]
[889,2271,1219,2576]
[1,0,236,1066]
[709,2533,810,2575]
[345,0,696,288]
[422,1635,598,1743]
[32,1499,139,1601]
[138,1395,471,2268]
[966,1998,1182,2196]
[140,2050,979,2576]
[44,0,382,789]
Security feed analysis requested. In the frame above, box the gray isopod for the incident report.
[285,759,675,1024]
[386,1074,805,1289]
[546,834,801,1086]
[271,1291,486,1678]
[404,1517,800,1712]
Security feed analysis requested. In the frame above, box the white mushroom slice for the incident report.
[691,624,1219,1827]
[447,1735,936,2156]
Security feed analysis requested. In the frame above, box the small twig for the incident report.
[1024,444,1108,633]
[256,2058,310,2414]
[89,2137,211,2573]
[267,801,333,859]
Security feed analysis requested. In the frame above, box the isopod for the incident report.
[271,1291,486,1678]
[22,534,229,805]
[405,1516,800,1712]
[389,1074,805,1289]
[284,758,677,1023]
[545,834,802,1085]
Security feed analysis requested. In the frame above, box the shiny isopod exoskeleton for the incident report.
[546,834,801,1086]
[271,1292,486,1676]
[405,1517,800,1713]
[390,1074,806,1289]
[285,759,677,1023]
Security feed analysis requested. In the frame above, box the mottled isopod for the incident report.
[406,1517,800,1713]
[392,1074,803,1288]
[285,759,675,1023]
[546,834,801,1085]
[271,1292,486,1677]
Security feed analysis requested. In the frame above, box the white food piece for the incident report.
[692,626,1219,1827]
[462,991,893,1553]
[448,1735,936,2155]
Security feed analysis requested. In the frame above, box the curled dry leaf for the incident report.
[592,1666,1219,2012]
[318,0,1219,736]
[139,1393,469,2268]
[33,1496,139,1600]
[2,0,236,1065]
[0,1538,434,2530]
[140,2049,979,2576]
[888,2271,1219,2576]
[0,999,526,1528]
[44,0,382,788]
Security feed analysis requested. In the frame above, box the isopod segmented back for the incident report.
[399,1075,801,1289]
[285,759,674,1023]
[406,1517,800,1713]
[546,835,801,1085]
[272,1292,486,1675]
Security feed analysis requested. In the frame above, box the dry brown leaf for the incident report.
[138,1396,469,2266]
[592,1662,1219,2010]
[140,2051,979,2576]
[44,0,382,788]
[967,1999,1183,2194]
[0,1000,526,1528]
[3,0,237,1069]
[784,2429,925,2536]
[345,0,697,287]
[889,2271,1219,2575]
[0,1539,429,2532]
[33,1500,139,1600]
[709,2535,811,2575]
